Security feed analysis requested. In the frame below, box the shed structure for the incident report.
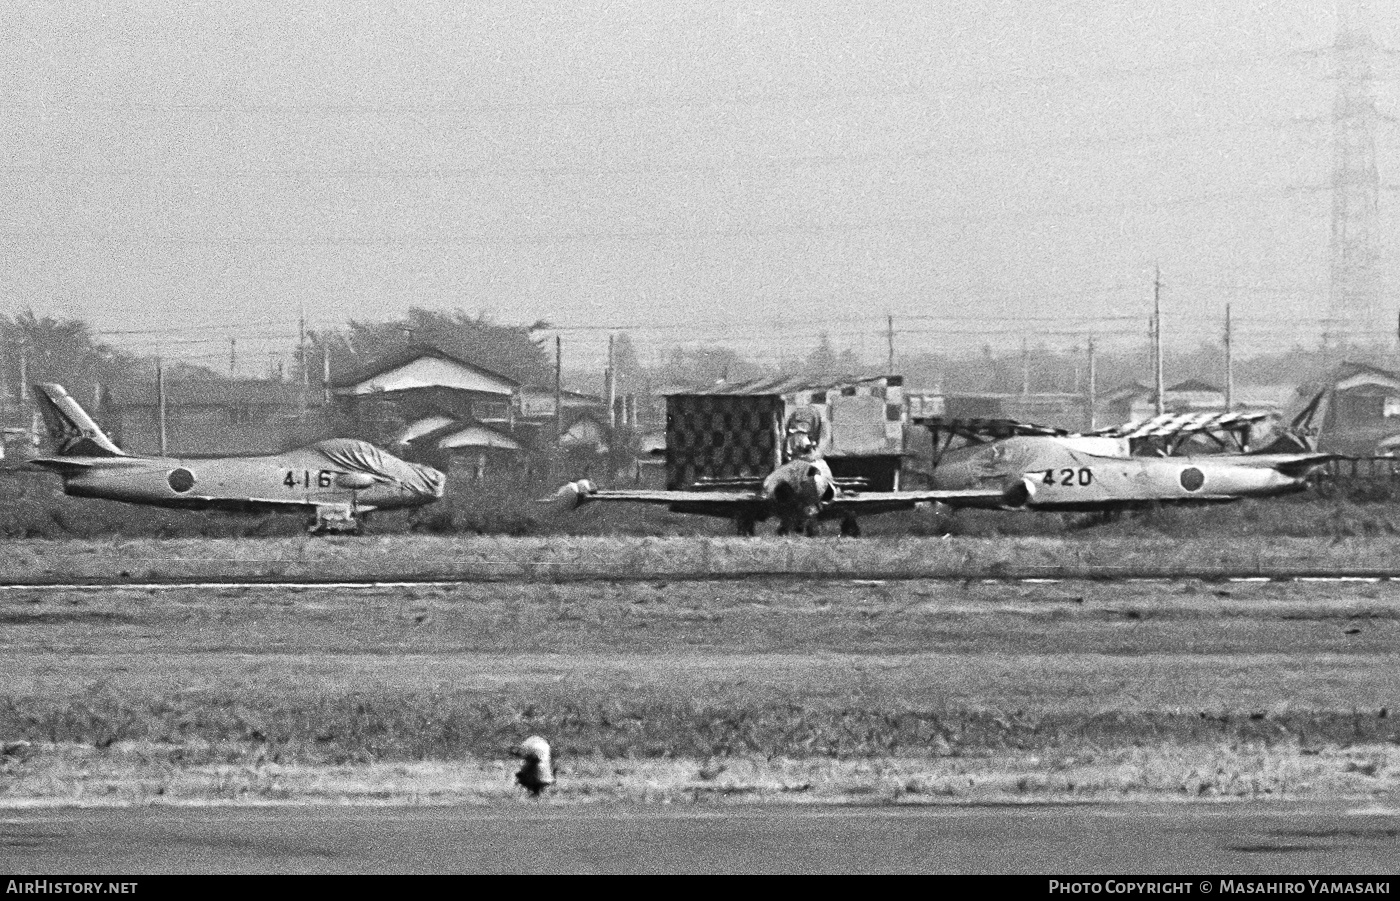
[102,380,329,456]
[1291,361,1400,456]
[331,344,521,452]
[664,375,906,490]
[332,343,611,471]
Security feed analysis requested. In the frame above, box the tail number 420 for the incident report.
[1042,467,1093,487]
[284,470,334,489]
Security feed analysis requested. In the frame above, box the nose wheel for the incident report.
[734,515,757,537]
[839,516,861,538]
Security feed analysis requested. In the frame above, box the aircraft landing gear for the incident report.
[309,504,361,536]
[735,515,757,537]
[840,516,862,538]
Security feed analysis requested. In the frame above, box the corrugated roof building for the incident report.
[1291,361,1400,456]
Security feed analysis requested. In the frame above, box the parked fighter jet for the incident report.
[548,449,1019,537]
[26,383,445,533]
[923,431,1336,512]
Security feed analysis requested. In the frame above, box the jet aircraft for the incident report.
[26,383,445,533]
[549,450,1019,536]
[920,422,1337,512]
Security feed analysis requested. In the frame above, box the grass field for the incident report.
[7,532,1400,584]
[1,577,1397,805]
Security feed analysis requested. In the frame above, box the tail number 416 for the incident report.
[284,470,334,489]
[1042,467,1093,487]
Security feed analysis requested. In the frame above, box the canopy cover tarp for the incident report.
[313,439,445,497]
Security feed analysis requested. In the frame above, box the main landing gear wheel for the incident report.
[309,505,362,536]
[840,517,862,538]
[735,516,757,537]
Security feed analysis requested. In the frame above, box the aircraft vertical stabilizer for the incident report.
[32,383,126,457]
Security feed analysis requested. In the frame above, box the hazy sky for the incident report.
[4,1,1400,372]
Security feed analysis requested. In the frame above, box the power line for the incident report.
[0,54,1314,121]
[93,319,294,336]
[0,120,1318,183]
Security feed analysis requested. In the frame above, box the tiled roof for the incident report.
[331,343,520,390]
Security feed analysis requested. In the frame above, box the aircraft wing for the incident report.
[543,479,764,519]
[583,488,758,506]
[207,496,322,511]
[826,487,1013,516]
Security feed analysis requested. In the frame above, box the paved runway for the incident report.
[3,575,1400,593]
[3,802,1397,874]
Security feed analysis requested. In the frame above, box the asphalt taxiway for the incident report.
[3,802,1397,875]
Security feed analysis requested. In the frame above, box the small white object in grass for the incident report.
[513,735,555,797]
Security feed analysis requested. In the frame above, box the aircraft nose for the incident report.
[803,466,835,503]
[413,464,447,498]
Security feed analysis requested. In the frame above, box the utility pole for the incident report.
[606,333,617,430]
[19,343,32,447]
[1153,267,1165,417]
[1087,336,1097,431]
[886,314,895,373]
[1020,336,1030,396]
[156,357,168,457]
[1224,304,1234,411]
[298,303,309,409]
[229,337,237,377]
[554,335,563,450]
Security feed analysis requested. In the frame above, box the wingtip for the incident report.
[537,479,597,509]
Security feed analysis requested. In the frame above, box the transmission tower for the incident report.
[1327,0,1383,343]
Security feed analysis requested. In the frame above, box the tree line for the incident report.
[3,306,1393,418]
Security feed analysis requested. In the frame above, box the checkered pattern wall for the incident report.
[781,378,905,458]
[665,395,783,489]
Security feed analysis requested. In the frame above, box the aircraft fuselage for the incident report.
[54,447,439,514]
[931,436,1312,511]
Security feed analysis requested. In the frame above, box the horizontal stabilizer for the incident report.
[1270,453,1342,479]
[25,457,99,475]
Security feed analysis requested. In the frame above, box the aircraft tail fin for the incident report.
[32,383,126,457]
